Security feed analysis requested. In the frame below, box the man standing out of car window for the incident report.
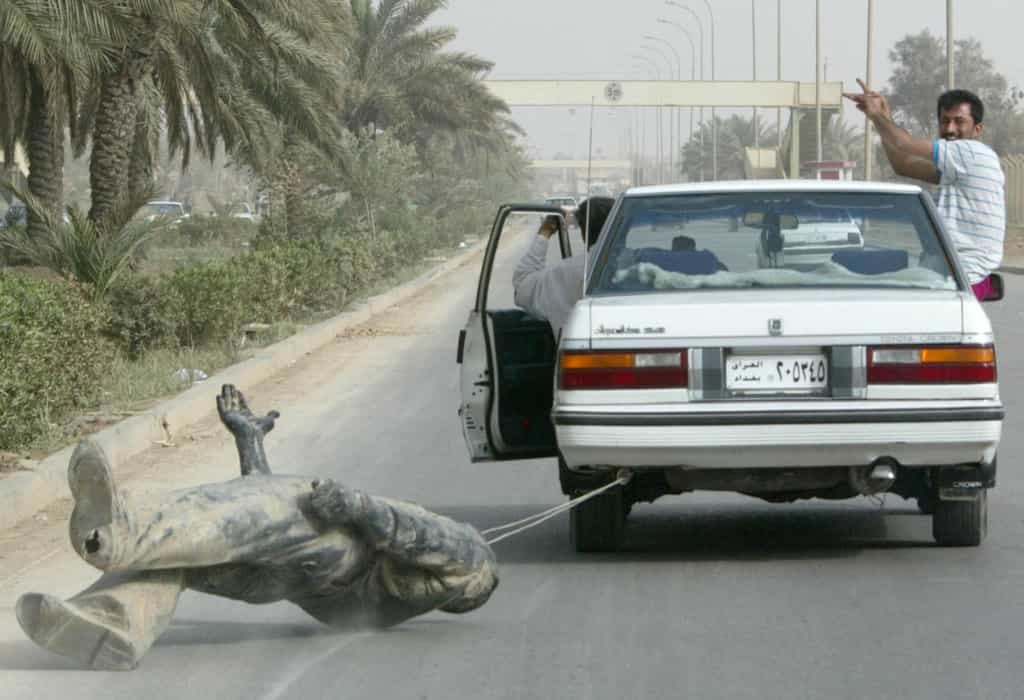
[513,197,615,340]
[844,80,1005,300]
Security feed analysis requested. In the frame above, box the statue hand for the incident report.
[217,384,279,438]
[309,478,366,526]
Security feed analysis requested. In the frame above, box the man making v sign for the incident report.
[844,79,1005,300]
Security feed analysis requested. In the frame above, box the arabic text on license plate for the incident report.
[726,355,828,391]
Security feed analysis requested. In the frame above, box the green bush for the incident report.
[104,275,184,358]
[0,273,112,449]
[232,236,379,318]
[165,262,246,347]
[170,216,255,248]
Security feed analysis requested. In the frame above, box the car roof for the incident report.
[146,200,184,205]
[624,180,923,197]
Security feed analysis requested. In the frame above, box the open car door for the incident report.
[456,204,574,462]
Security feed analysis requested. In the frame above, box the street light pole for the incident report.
[816,0,823,164]
[864,0,875,180]
[752,0,758,149]
[645,35,683,181]
[634,54,665,183]
[777,0,782,151]
[656,20,698,180]
[698,0,717,179]
[642,41,678,182]
[664,2,705,180]
[659,15,701,181]
[947,0,955,88]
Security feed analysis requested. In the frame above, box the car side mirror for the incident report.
[982,273,1005,302]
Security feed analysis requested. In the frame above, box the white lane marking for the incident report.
[259,631,374,700]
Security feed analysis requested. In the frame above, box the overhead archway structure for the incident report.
[484,80,844,183]
[484,80,843,109]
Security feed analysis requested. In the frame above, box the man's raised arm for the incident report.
[844,79,939,184]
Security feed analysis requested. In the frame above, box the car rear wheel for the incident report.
[932,490,987,547]
[570,488,626,553]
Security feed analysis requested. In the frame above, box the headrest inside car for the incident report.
[635,248,720,275]
[831,249,909,275]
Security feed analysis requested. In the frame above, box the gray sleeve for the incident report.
[513,235,554,320]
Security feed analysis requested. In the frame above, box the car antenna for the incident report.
[583,96,596,295]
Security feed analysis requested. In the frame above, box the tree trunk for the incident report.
[25,69,65,240]
[266,165,293,238]
[283,164,306,238]
[88,50,150,230]
[364,197,376,239]
[126,103,156,207]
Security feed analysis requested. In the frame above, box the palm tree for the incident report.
[680,115,777,182]
[82,0,348,230]
[0,1,120,238]
[823,116,864,164]
[341,0,510,150]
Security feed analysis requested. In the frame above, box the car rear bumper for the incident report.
[554,404,1003,469]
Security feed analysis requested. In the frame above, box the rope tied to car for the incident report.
[483,469,633,545]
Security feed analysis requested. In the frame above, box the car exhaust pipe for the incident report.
[849,459,898,496]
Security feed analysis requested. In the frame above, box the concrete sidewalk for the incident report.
[0,240,486,531]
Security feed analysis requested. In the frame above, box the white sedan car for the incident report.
[754,204,864,270]
[457,182,1004,552]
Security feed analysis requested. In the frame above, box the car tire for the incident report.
[932,490,987,547]
[570,488,626,553]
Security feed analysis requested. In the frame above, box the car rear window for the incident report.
[589,192,958,293]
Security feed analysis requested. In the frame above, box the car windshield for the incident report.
[590,191,958,293]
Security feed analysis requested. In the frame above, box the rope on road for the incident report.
[483,470,633,546]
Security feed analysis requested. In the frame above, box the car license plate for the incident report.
[726,354,829,392]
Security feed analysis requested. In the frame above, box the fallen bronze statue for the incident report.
[16,385,498,671]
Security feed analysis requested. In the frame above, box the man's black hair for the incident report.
[577,197,615,248]
[937,89,985,124]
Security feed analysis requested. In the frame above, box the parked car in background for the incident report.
[141,200,190,225]
[1,199,70,229]
[1,200,26,229]
[230,203,258,223]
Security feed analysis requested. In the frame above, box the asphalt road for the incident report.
[2,223,1024,700]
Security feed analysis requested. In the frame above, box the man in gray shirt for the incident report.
[513,197,614,340]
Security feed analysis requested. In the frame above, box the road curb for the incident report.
[0,240,487,531]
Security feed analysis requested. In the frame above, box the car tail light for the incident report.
[559,350,687,390]
[867,345,996,384]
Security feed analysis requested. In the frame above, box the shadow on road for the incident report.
[437,501,935,564]
[159,619,333,646]
[0,640,84,672]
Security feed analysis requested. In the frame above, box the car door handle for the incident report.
[474,380,492,388]
[456,330,466,364]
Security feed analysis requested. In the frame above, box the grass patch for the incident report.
[99,345,246,405]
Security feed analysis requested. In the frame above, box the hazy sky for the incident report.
[435,0,1024,160]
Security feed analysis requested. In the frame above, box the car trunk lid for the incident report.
[584,288,964,346]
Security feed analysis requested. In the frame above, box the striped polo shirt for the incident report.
[932,138,1005,284]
